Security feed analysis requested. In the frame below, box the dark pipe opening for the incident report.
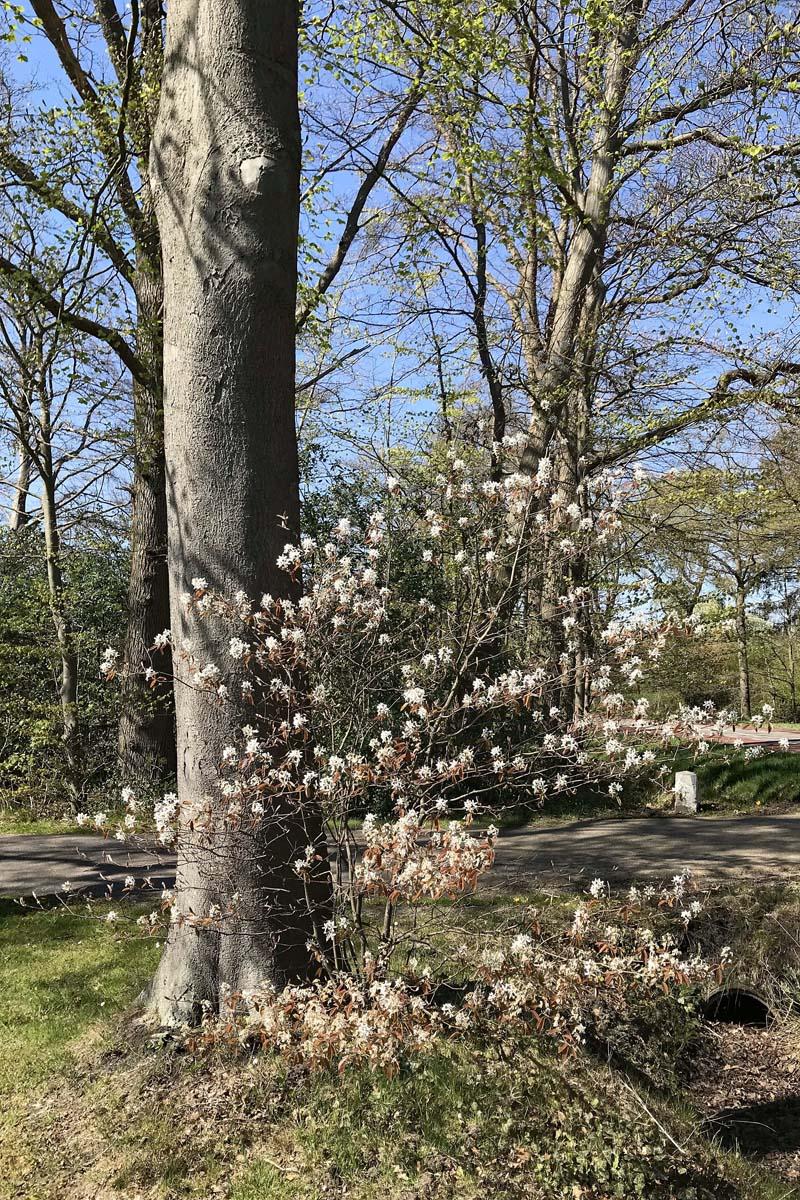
[703,987,771,1027]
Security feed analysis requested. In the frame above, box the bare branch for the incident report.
[0,252,149,387]
[595,363,800,471]
[0,146,133,284]
[296,84,421,332]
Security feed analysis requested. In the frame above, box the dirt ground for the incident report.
[690,1019,800,1186]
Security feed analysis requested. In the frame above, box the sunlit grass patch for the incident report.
[0,812,91,835]
[0,901,158,1096]
[678,748,800,813]
[0,901,159,1197]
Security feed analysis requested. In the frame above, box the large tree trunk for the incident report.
[148,0,331,1025]
[118,274,176,782]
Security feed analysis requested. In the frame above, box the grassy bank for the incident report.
[0,813,95,836]
[674,747,800,815]
[1,894,798,1199]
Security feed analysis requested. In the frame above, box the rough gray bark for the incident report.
[148,0,331,1025]
[118,272,176,781]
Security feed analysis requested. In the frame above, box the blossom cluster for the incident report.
[231,975,442,1076]
[194,872,726,1074]
[355,809,496,900]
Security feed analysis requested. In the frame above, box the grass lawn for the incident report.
[0,813,94,836]
[674,747,800,815]
[0,900,159,1198]
[0,902,158,1093]
[1,891,799,1198]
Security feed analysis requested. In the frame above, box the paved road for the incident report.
[617,723,800,752]
[0,835,175,899]
[3,813,800,899]
[492,814,800,887]
[699,724,800,752]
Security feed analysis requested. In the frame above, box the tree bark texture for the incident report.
[118,272,176,781]
[149,0,331,1024]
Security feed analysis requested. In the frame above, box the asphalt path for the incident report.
[0,835,175,900]
[4,725,800,899]
[696,724,800,752]
[3,812,800,899]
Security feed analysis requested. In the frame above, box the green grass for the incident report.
[0,892,797,1199]
[0,902,158,1097]
[676,747,800,814]
[0,812,93,835]
[0,902,160,1199]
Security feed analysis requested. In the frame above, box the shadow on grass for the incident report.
[706,1094,800,1158]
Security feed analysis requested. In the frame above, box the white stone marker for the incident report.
[674,770,699,813]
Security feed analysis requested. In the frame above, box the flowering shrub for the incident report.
[85,440,737,1066]
[218,975,445,1076]
[180,870,726,1077]
[143,447,702,838]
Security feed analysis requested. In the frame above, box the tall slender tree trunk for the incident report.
[517,9,640,482]
[35,350,82,804]
[9,431,32,531]
[41,479,81,804]
[788,625,797,718]
[734,581,752,719]
[148,0,331,1025]
[512,11,642,689]
[118,272,176,782]
[117,8,176,783]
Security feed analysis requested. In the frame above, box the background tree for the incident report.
[0,527,126,814]
[636,459,800,717]
[0,258,127,807]
[0,2,173,778]
[0,1,421,786]
[293,0,800,708]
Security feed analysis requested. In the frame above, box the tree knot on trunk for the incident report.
[240,155,277,194]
